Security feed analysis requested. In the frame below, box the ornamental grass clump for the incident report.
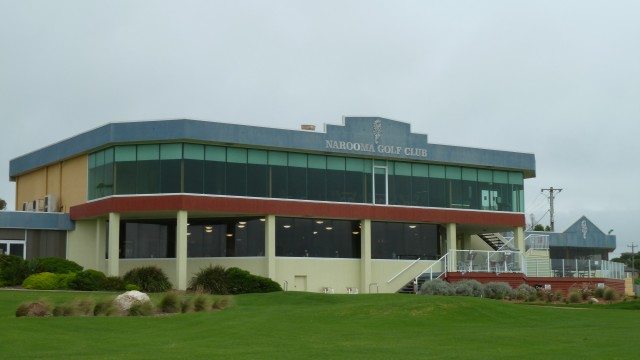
[603,288,617,301]
[94,297,118,316]
[123,266,172,293]
[15,300,52,317]
[188,265,228,294]
[567,290,582,304]
[128,301,155,316]
[160,292,181,313]
[193,294,212,312]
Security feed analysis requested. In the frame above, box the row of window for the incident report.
[89,143,525,212]
[111,217,440,260]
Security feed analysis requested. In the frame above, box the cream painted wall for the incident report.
[67,220,99,271]
[470,235,494,251]
[276,258,360,294]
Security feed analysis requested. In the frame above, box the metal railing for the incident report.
[414,253,449,284]
[387,257,423,283]
[538,258,625,279]
[454,249,525,274]
[525,234,549,250]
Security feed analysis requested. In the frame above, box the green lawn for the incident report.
[0,289,638,359]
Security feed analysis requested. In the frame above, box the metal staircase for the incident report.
[397,272,444,294]
[478,233,517,251]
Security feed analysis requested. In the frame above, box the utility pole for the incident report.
[629,243,637,274]
[541,187,562,231]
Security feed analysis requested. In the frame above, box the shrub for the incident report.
[22,272,63,290]
[32,257,83,274]
[72,297,96,316]
[453,280,484,297]
[103,276,126,291]
[603,288,617,301]
[189,265,228,294]
[192,294,211,312]
[568,291,581,303]
[125,283,140,291]
[16,300,53,317]
[593,287,605,298]
[483,282,514,300]
[515,284,537,301]
[420,279,454,296]
[160,292,181,313]
[0,254,29,286]
[128,301,155,316]
[123,266,172,293]
[225,267,282,294]
[69,269,107,291]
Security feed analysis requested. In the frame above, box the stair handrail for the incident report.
[495,234,517,251]
[386,257,422,283]
[414,252,449,285]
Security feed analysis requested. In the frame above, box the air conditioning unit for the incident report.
[44,194,58,212]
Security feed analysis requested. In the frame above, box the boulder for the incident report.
[114,290,151,311]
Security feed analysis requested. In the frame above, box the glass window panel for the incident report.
[493,171,509,184]
[394,162,411,176]
[137,158,160,194]
[445,166,461,179]
[184,156,204,194]
[288,153,307,167]
[104,147,114,164]
[462,168,477,181]
[412,163,428,177]
[226,162,247,195]
[509,172,523,185]
[204,159,225,195]
[269,165,288,198]
[103,152,114,197]
[205,146,226,161]
[345,166,364,203]
[411,176,429,206]
[161,158,181,193]
[345,158,364,172]
[307,168,326,200]
[268,151,287,166]
[327,156,345,170]
[227,148,247,164]
[327,167,345,202]
[371,222,439,260]
[429,165,445,178]
[115,161,137,195]
[308,155,326,169]
[478,169,493,182]
[374,159,386,166]
[184,143,204,160]
[137,144,159,161]
[248,149,268,164]
[428,178,446,207]
[115,145,136,162]
[288,166,307,199]
[89,153,97,168]
[248,163,268,197]
[160,143,182,160]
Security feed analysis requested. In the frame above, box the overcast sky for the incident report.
[1,1,638,256]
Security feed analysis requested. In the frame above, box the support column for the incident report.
[107,212,120,277]
[360,219,372,294]
[446,223,457,272]
[96,218,107,273]
[514,226,526,253]
[176,210,188,291]
[265,215,276,280]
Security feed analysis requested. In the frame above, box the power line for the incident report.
[541,187,562,232]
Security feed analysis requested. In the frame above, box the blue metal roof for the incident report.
[527,216,616,250]
[0,211,74,231]
[10,117,536,180]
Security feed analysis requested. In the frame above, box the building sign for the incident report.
[324,118,428,157]
[324,140,428,157]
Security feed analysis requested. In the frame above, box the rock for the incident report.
[114,290,151,311]
[590,297,599,304]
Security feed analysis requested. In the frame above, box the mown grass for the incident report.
[0,289,638,359]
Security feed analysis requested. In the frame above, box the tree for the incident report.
[533,224,545,231]
[544,225,551,232]
[0,198,6,211]
[611,252,640,271]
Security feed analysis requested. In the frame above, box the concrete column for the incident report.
[176,210,188,291]
[360,219,372,293]
[265,215,276,280]
[514,226,526,253]
[446,223,457,272]
[96,218,107,273]
[107,212,120,277]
